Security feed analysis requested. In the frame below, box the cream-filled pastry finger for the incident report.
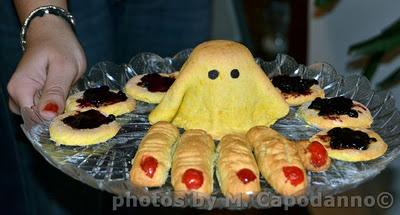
[295,140,331,172]
[171,129,215,196]
[217,134,260,200]
[130,121,179,187]
[247,126,308,196]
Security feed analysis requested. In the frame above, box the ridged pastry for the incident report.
[65,86,136,116]
[247,126,308,196]
[125,72,179,104]
[149,40,289,139]
[171,129,215,196]
[295,140,331,172]
[298,98,372,129]
[310,127,387,162]
[130,121,180,187]
[216,134,260,200]
[49,110,120,146]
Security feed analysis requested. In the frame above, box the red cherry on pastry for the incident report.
[140,156,158,178]
[283,166,304,186]
[307,141,328,168]
[236,168,257,184]
[182,168,204,190]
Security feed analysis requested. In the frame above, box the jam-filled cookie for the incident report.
[130,121,180,187]
[216,134,261,200]
[125,72,178,103]
[310,127,387,162]
[65,86,136,116]
[49,109,120,146]
[298,96,372,129]
[271,75,325,106]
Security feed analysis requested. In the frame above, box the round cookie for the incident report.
[125,72,179,103]
[279,85,325,106]
[297,97,372,129]
[66,86,136,116]
[49,109,120,146]
[271,75,325,106]
[310,127,387,162]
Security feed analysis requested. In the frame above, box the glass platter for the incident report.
[22,51,400,209]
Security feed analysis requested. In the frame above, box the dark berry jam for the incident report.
[77,86,127,108]
[137,73,175,92]
[308,97,358,117]
[62,109,115,129]
[327,127,377,150]
[272,75,318,94]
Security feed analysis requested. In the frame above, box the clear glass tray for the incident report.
[22,51,400,209]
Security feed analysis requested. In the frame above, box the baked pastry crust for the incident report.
[217,134,261,200]
[65,90,136,116]
[125,72,179,104]
[246,126,308,196]
[130,121,180,187]
[49,111,120,146]
[171,129,215,196]
[310,128,387,162]
[298,100,372,129]
[279,84,325,106]
[149,40,289,139]
[295,140,331,172]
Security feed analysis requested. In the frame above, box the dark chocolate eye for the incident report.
[230,69,240,79]
[208,69,219,80]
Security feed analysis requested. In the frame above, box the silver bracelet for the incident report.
[20,5,75,51]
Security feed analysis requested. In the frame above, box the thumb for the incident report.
[38,63,76,120]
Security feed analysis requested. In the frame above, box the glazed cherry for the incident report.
[182,168,204,190]
[236,168,257,184]
[307,141,328,168]
[140,156,158,178]
[282,166,304,186]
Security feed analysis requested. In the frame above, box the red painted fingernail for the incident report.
[43,103,59,113]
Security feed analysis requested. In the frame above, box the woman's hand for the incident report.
[7,15,86,120]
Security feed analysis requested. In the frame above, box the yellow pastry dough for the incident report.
[130,121,180,187]
[125,72,179,104]
[298,100,372,129]
[310,128,387,162]
[49,110,120,146]
[65,90,136,116]
[247,126,308,196]
[217,134,260,200]
[279,84,325,106]
[295,140,331,172]
[149,40,289,139]
[171,129,215,196]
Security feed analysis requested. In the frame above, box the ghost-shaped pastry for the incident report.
[149,40,289,139]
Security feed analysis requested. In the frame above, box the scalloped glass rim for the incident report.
[25,50,400,209]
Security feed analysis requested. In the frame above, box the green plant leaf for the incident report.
[315,0,336,7]
[363,52,384,80]
[377,66,400,90]
[349,33,400,56]
[349,18,400,56]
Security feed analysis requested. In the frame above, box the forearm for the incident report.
[13,0,68,23]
